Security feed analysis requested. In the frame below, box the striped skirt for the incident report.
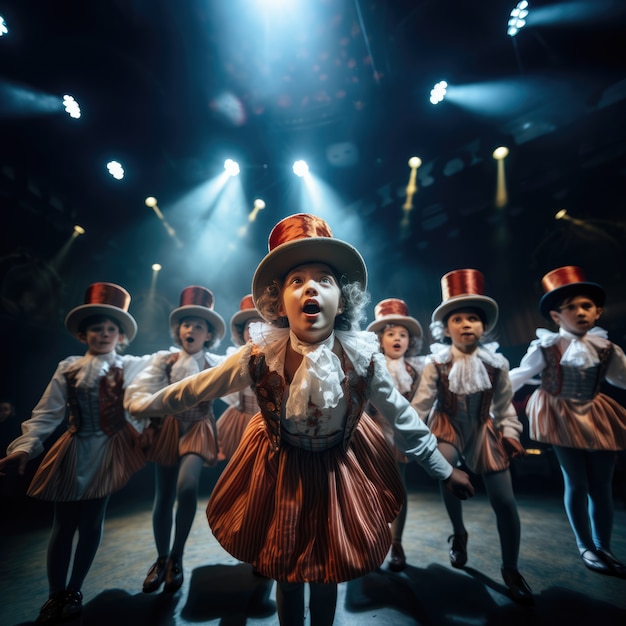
[206,411,404,583]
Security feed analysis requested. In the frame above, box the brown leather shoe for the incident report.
[389,542,406,572]
[143,556,168,593]
[448,532,468,568]
[164,557,184,593]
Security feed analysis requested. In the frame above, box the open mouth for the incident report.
[185,337,195,343]
[303,301,320,315]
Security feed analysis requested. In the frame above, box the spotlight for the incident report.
[0,14,8,36]
[249,198,266,222]
[555,209,567,220]
[429,81,448,105]
[507,1,529,37]
[63,94,81,119]
[145,196,157,207]
[151,263,162,272]
[73,224,85,236]
[492,146,509,160]
[224,159,240,177]
[106,161,124,180]
[292,160,309,177]
[492,146,510,208]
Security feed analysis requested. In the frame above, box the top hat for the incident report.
[251,213,367,322]
[432,269,498,327]
[366,298,423,339]
[65,282,137,341]
[230,294,263,346]
[539,266,605,318]
[169,286,226,340]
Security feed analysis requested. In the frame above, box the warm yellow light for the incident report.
[555,209,567,220]
[525,448,543,456]
[492,146,509,160]
[254,198,266,210]
[152,263,162,272]
[145,196,157,207]
[408,156,422,169]
[73,224,85,235]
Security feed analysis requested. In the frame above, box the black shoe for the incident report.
[448,532,468,568]
[36,592,66,624]
[143,556,168,593]
[164,557,183,593]
[389,542,407,572]
[581,549,613,575]
[501,567,534,605]
[596,548,626,578]
[60,590,83,621]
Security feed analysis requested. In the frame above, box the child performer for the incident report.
[509,266,626,577]
[216,294,263,462]
[412,269,533,605]
[124,286,226,594]
[366,298,425,571]
[126,213,474,626]
[0,283,149,623]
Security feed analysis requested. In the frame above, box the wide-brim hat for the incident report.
[230,294,263,346]
[432,269,498,328]
[366,298,423,339]
[539,266,605,318]
[65,282,137,341]
[251,213,367,321]
[169,285,226,340]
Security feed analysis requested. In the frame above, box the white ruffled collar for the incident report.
[70,350,118,387]
[535,326,609,368]
[384,355,413,395]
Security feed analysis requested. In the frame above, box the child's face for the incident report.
[444,308,484,354]
[549,295,602,336]
[179,316,212,354]
[279,263,343,343]
[381,324,410,360]
[79,317,122,355]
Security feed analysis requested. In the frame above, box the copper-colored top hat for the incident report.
[65,282,137,341]
[230,294,263,346]
[169,285,226,340]
[539,266,605,318]
[251,213,367,324]
[431,269,498,327]
[366,298,423,339]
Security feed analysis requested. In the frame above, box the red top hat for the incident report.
[539,266,605,318]
[65,282,137,341]
[169,286,226,340]
[251,213,367,323]
[432,269,498,327]
[230,294,263,346]
[366,298,423,339]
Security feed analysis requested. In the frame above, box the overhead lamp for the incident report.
[63,94,81,119]
[492,146,510,208]
[73,224,85,236]
[507,1,529,37]
[107,160,124,180]
[429,81,448,105]
[151,263,162,272]
[292,160,309,177]
[0,14,8,36]
[249,198,266,222]
[224,159,240,177]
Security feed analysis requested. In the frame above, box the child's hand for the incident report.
[444,468,475,500]
[502,436,526,459]
[0,451,29,476]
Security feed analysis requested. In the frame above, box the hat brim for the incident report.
[251,237,367,312]
[432,296,498,328]
[230,309,263,346]
[169,306,226,340]
[539,282,605,319]
[367,315,423,339]
[65,304,138,342]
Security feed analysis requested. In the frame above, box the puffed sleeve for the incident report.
[121,352,155,387]
[126,346,252,418]
[411,359,438,422]
[508,342,545,393]
[368,353,452,480]
[123,351,171,417]
[491,370,523,439]
[606,343,626,389]
[6,357,77,459]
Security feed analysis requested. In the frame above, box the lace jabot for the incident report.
[535,326,609,368]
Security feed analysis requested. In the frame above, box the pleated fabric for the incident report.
[146,415,219,466]
[207,411,404,583]
[27,423,145,501]
[526,389,626,450]
[216,405,255,461]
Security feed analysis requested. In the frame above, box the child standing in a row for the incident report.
[126,213,474,626]
[510,266,626,578]
[0,283,150,623]
[413,269,533,605]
